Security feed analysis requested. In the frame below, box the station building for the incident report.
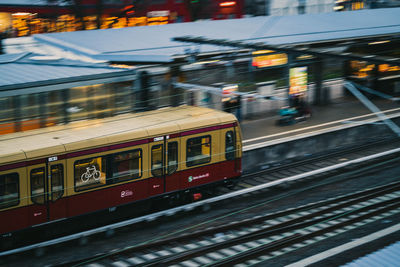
[1,7,399,135]
[0,0,244,37]
[0,52,136,134]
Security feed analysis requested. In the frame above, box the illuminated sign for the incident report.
[222,84,238,102]
[289,67,308,96]
[379,64,400,73]
[252,53,288,68]
[147,10,170,17]
[350,61,400,78]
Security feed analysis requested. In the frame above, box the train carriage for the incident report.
[0,106,242,241]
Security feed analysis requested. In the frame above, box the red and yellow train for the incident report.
[0,106,242,241]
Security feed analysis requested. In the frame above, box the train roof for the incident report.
[0,106,237,165]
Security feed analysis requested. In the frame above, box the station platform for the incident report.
[240,96,400,144]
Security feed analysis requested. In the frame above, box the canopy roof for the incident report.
[32,8,400,63]
[0,52,136,96]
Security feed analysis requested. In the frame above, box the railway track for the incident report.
[221,137,400,196]
[59,181,400,266]
[2,137,400,263]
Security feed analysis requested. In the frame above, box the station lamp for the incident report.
[219,1,236,7]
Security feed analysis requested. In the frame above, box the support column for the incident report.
[134,70,151,112]
[286,54,293,106]
[313,58,323,105]
[62,89,70,124]
[248,58,255,84]
[12,95,21,132]
[370,64,380,95]
[170,65,182,107]
[38,92,47,128]
[345,82,400,137]
[87,86,95,119]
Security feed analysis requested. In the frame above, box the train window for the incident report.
[50,164,64,201]
[151,144,164,177]
[74,156,107,191]
[112,149,142,182]
[225,131,235,161]
[20,94,40,123]
[186,135,211,167]
[0,173,19,209]
[0,97,13,126]
[167,142,178,174]
[31,167,45,204]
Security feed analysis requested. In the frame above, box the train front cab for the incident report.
[178,122,242,192]
[138,120,242,202]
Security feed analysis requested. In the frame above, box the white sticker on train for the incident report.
[188,173,210,182]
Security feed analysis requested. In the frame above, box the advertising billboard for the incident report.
[289,66,308,96]
[252,52,288,68]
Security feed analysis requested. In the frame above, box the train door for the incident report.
[149,137,165,196]
[222,126,241,174]
[149,135,180,196]
[47,158,67,220]
[28,157,67,225]
[165,136,179,192]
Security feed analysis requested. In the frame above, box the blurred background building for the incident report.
[245,0,334,16]
[334,0,400,11]
[0,0,244,37]
[1,0,400,38]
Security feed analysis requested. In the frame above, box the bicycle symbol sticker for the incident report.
[81,165,101,183]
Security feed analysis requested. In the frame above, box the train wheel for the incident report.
[225,178,238,189]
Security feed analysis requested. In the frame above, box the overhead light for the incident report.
[220,1,236,7]
[368,40,390,45]
[252,50,274,55]
[297,55,313,60]
[12,12,32,16]
[192,60,220,65]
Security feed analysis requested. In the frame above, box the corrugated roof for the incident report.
[342,241,400,267]
[32,8,400,62]
[0,52,29,63]
[0,52,136,94]
[3,36,106,63]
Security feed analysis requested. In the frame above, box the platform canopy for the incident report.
[31,7,400,63]
[0,52,136,97]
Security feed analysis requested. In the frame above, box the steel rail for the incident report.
[209,201,400,266]
[69,183,400,266]
[2,144,400,258]
[59,181,400,266]
[115,189,400,266]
